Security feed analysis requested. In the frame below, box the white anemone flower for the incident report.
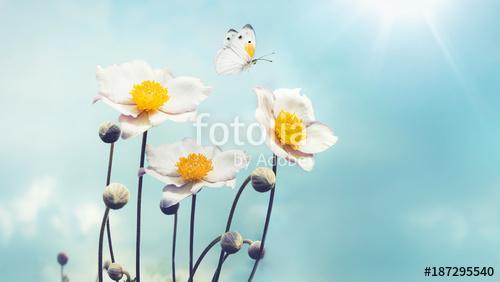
[254,87,338,171]
[94,60,211,139]
[145,139,250,207]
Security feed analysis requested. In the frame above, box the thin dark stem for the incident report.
[135,131,148,282]
[106,219,115,262]
[225,176,252,231]
[105,143,116,263]
[60,265,63,282]
[216,253,230,277]
[98,208,110,282]
[106,142,114,184]
[193,235,222,276]
[172,212,178,282]
[222,253,229,263]
[188,194,197,282]
[248,154,278,282]
[212,176,251,281]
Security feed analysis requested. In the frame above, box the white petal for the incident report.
[161,77,211,114]
[157,110,198,123]
[119,112,152,139]
[145,168,185,186]
[299,122,338,154]
[204,150,249,183]
[161,183,194,207]
[96,60,156,105]
[154,68,175,85]
[93,96,140,117]
[273,88,315,123]
[267,136,315,172]
[254,87,275,129]
[263,127,290,160]
[204,178,237,189]
[190,182,205,194]
[294,155,315,171]
[147,110,171,126]
[145,144,183,177]
[145,139,218,178]
[178,138,216,157]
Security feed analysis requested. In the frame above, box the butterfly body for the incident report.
[215,24,270,75]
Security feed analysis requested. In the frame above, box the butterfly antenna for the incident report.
[255,52,276,60]
[255,58,273,63]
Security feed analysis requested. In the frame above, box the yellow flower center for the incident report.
[274,110,306,150]
[130,80,169,112]
[176,153,214,182]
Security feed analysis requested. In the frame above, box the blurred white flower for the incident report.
[94,60,211,139]
[145,138,249,207]
[254,87,337,171]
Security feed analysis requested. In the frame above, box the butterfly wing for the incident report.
[223,29,237,47]
[230,24,256,62]
[215,25,257,75]
[215,47,247,75]
[215,29,247,74]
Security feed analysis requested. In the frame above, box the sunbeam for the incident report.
[423,13,465,85]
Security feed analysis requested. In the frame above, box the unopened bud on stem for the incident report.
[99,121,121,143]
[103,183,129,210]
[220,231,243,254]
[107,263,123,281]
[248,241,265,260]
[251,167,276,193]
[160,200,179,215]
[57,252,68,266]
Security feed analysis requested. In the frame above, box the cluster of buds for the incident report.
[220,231,265,260]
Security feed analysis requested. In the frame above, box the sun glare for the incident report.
[366,0,440,23]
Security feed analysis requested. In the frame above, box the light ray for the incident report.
[423,12,465,85]
[369,16,393,72]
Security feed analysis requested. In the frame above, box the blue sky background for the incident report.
[1,0,500,281]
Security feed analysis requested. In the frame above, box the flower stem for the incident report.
[171,212,178,282]
[135,131,148,282]
[193,235,222,276]
[98,207,110,282]
[188,194,197,282]
[212,176,252,281]
[247,154,278,282]
[106,142,115,263]
[60,265,63,282]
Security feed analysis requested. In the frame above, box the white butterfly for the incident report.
[215,24,273,75]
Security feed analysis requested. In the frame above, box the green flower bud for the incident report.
[107,263,123,281]
[160,201,179,215]
[251,167,276,193]
[103,183,129,210]
[99,121,121,143]
[220,231,243,254]
[57,252,68,266]
[248,241,265,260]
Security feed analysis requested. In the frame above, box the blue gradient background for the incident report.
[1,0,500,281]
